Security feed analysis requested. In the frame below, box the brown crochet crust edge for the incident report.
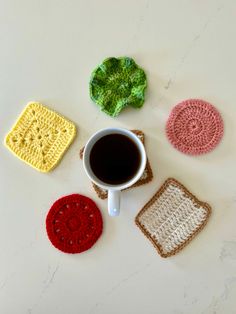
[135,178,212,258]
[80,130,153,199]
[92,182,107,200]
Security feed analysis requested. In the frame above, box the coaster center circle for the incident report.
[66,216,80,232]
[187,119,203,134]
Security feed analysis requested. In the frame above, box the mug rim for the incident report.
[83,127,147,190]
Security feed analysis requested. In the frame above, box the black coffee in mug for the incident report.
[89,134,141,185]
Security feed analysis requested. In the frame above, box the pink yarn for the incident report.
[166,99,224,155]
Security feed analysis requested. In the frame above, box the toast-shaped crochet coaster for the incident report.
[80,130,153,199]
[5,102,76,172]
[135,178,211,257]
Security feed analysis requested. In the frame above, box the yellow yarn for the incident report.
[5,102,76,172]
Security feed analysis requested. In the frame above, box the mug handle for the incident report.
[108,190,121,216]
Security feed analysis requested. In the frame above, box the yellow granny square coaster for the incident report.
[5,102,76,172]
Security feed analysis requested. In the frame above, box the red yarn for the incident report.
[46,194,103,253]
[166,99,224,155]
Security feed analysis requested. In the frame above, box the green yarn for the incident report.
[89,57,147,117]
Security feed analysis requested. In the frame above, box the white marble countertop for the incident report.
[0,1,236,313]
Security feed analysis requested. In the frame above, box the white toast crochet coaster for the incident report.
[135,178,211,258]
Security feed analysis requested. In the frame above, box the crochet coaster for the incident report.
[135,178,211,258]
[80,130,153,199]
[89,57,147,117]
[166,99,224,155]
[46,194,103,254]
[5,102,76,172]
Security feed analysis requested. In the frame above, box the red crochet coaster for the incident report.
[166,99,224,155]
[46,194,103,254]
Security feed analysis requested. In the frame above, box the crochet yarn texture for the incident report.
[166,99,224,155]
[89,57,147,117]
[46,194,103,254]
[5,102,76,172]
[135,178,211,258]
[80,130,153,199]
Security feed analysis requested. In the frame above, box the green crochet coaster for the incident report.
[89,57,147,117]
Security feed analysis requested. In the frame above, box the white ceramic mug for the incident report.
[83,128,147,216]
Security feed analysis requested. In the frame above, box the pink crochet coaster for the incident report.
[166,99,224,155]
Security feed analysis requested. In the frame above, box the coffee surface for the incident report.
[90,134,141,185]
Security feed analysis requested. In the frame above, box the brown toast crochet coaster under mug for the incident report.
[135,178,211,258]
[80,130,153,199]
